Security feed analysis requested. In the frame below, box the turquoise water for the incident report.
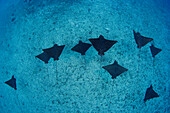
[0,0,169,113]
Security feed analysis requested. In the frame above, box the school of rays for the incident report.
[5,30,162,102]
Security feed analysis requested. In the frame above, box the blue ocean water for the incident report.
[0,0,169,113]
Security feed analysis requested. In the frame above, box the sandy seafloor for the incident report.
[0,0,169,113]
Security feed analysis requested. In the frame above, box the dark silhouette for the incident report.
[133,30,153,49]
[43,44,65,61]
[89,35,117,56]
[71,41,91,55]
[144,85,159,102]
[5,75,17,90]
[102,60,128,79]
[150,44,162,57]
